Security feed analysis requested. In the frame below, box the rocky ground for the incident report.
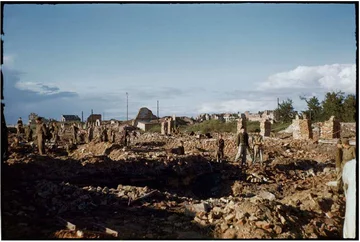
[2,131,350,239]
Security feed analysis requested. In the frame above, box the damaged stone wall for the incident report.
[237,114,247,133]
[161,117,174,135]
[260,119,271,137]
[320,116,341,139]
[292,116,313,140]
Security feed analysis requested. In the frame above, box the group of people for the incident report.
[215,127,264,164]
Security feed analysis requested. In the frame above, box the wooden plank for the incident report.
[56,216,76,231]
[91,223,118,238]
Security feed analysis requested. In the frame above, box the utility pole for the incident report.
[126,92,128,121]
[81,111,83,122]
[157,100,159,119]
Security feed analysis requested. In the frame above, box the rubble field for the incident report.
[2,131,350,239]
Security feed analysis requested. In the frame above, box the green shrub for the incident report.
[181,120,236,134]
[147,125,161,133]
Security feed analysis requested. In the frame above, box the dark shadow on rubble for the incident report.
[134,141,166,147]
[2,169,216,239]
[274,159,334,174]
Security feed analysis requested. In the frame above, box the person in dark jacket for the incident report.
[335,139,343,193]
[234,127,249,165]
[216,134,225,162]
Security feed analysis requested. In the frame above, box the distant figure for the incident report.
[235,127,249,165]
[189,131,195,136]
[51,122,59,145]
[335,139,343,193]
[342,159,356,238]
[71,123,79,144]
[252,129,264,164]
[178,141,185,155]
[35,117,47,155]
[25,124,33,142]
[17,117,24,135]
[216,134,225,163]
[124,129,129,146]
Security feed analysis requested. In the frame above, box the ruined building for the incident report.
[292,115,313,140]
[260,119,271,137]
[320,116,341,139]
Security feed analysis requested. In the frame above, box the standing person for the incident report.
[342,139,356,166]
[17,117,24,135]
[124,129,129,146]
[25,123,33,142]
[335,139,343,193]
[35,117,47,155]
[51,122,59,145]
[252,129,264,164]
[72,123,79,144]
[216,134,225,163]
[234,127,249,166]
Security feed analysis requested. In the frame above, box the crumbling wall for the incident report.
[292,116,313,140]
[167,118,174,134]
[237,114,247,133]
[260,119,271,137]
[320,116,341,139]
[161,117,174,135]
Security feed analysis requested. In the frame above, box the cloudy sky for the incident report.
[2,3,356,124]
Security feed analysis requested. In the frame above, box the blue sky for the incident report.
[2,3,356,124]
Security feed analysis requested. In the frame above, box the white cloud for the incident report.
[258,64,356,93]
[198,99,276,114]
[196,63,356,114]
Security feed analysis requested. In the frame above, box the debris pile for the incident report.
[2,130,350,239]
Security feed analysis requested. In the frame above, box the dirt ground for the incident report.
[2,130,351,239]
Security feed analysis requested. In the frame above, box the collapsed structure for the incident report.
[292,115,313,140]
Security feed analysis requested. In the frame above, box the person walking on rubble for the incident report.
[35,117,47,155]
[335,139,343,193]
[216,134,225,163]
[252,129,264,164]
[340,139,356,193]
[71,123,79,144]
[25,122,33,142]
[235,127,249,166]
